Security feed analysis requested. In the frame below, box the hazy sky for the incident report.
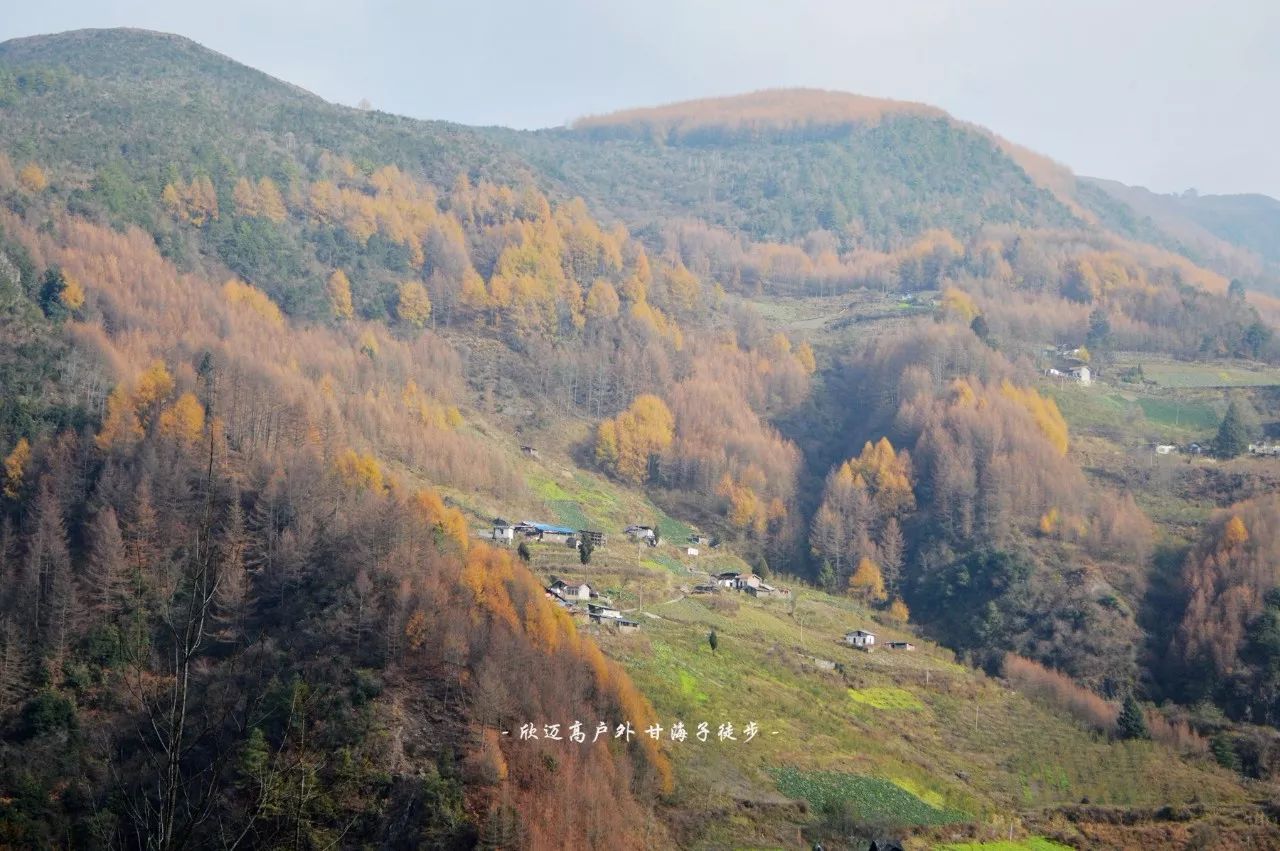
[3,1,1278,197]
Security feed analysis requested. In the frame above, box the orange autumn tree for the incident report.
[157,392,206,446]
[59,273,85,311]
[847,557,887,603]
[1000,380,1069,456]
[595,394,675,483]
[795,340,817,374]
[811,437,913,584]
[3,438,31,499]
[716,472,767,536]
[232,175,288,222]
[335,449,385,492]
[585,278,621,323]
[1173,505,1272,688]
[403,379,463,430]
[411,488,469,551]
[888,598,910,623]
[232,177,261,218]
[327,269,354,320]
[96,360,176,450]
[397,281,432,328]
[18,162,48,193]
[223,279,284,326]
[163,176,219,226]
[937,285,978,323]
[848,437,915,517]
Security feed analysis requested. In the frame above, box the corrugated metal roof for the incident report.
[529,522,576,535]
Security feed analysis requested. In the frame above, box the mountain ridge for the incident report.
[0,26,327,102]
[6,26,1273,269]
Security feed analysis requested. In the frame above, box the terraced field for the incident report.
[772,766,966,826]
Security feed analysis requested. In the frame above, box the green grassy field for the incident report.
[1134,396,1220,430]
[1112,356,1280,388]
[591,585,1245,847]
[937,840,1072,851]
[1045,384,1219,443]
[448,399,1251,847]
[772,766,965,826]
[848,686,926,711]
[503,456,1247,834]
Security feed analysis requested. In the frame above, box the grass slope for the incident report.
[435,416,1247,845]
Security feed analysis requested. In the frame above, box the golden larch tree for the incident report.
[2,438,31,499]
[795,340,817,374]
[59,274,85,312]
[327,269,354,320]
[938,286,978,323]
[596,394,675,483]
[888,598,910,623]
[397,281,432,328]
[18,162,47,193]
[336,449,385,492]
[158,393,206,446]
[847,557,887,603]
[256,177,287,223]
[232,177,261,218]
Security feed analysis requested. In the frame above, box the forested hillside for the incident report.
[499,90,1079,246]
[2,26,1280,849]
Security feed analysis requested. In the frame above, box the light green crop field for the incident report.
[848,686,926,711]
[1114,357,1280,388]
[772,766,965,826]
[1133,396,1220,430]
[1045,384,1220,442]
[936,840,1072,851]
[592,585,1245,847]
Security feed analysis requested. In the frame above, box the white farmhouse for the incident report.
[844,629,876,650]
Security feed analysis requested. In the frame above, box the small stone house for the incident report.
[491,519,515,543]
[550,579,592,601]
[845,629,876,650]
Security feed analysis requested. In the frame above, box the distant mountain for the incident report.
[1083,177,1280,293]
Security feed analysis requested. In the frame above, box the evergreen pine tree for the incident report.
[970,314,993,347]
[1214,401,1251,458]
[817,560,836,593]
[1117,693,1149,740]
[1086,308,1112,351]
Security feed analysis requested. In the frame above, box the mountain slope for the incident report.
[493,89,1081,246]
[0,28,533,197]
